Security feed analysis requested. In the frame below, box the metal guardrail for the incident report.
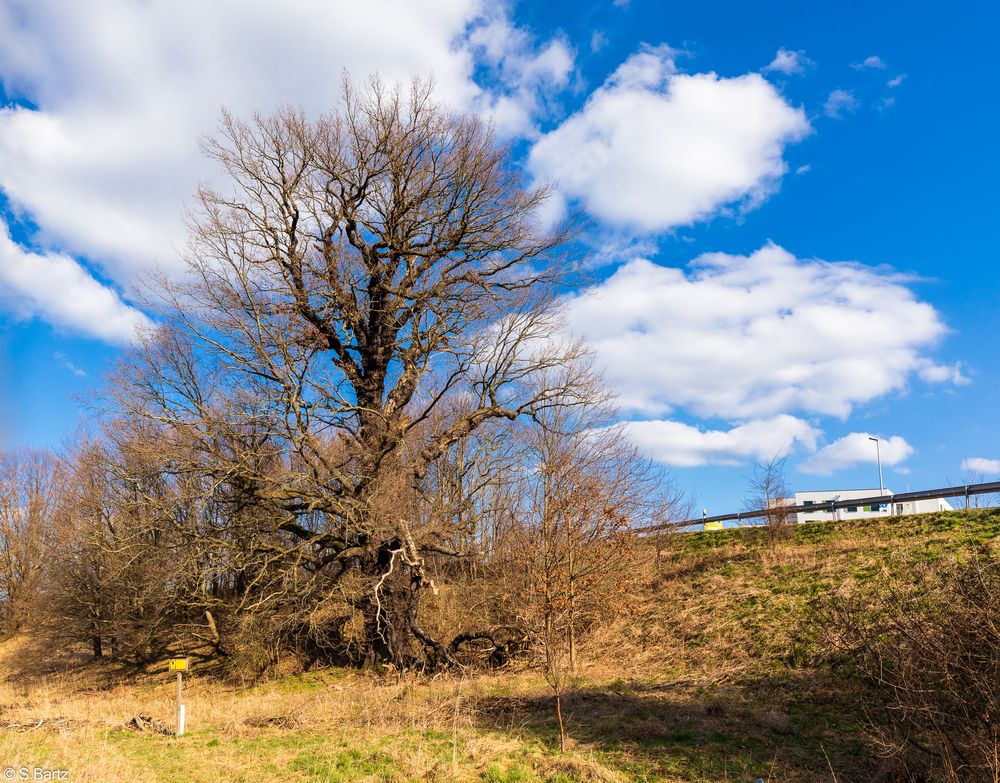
[639,480,1000,535]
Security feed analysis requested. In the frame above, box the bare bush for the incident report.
[825,554,1000,782]
[954,464,1000,509]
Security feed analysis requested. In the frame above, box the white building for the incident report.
[793,489,952,524]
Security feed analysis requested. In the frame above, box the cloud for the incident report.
[853,55,887,70]
[465,13,576,139]
[0,224,151,344]
[824,89,859,118]
[561,243,958,422]
[590,31,608,54]
[763,48,813,76]
[0,1,488,281]
[53,351,86,377]
[528,45,811,233]
[962,457,1000,476]
[888,74,906,88]
[800,432,913,475]
[620,415,818,468]
[0,0,572,342]
[916,359,968,385]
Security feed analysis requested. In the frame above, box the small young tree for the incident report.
[956,463,999,509]
[42,438,187,662]
[498,395,663,748]
[743,455,793,543]
[43,442,119,659]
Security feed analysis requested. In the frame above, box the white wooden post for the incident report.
[176,670,184,737]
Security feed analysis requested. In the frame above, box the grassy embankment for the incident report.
[2,508,998,782]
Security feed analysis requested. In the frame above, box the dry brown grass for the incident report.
[0,632,856,782]
[0,636,612,782]
[591,509,1000,681]
[2,509,996,782]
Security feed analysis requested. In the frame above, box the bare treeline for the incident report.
[0,79,684,677]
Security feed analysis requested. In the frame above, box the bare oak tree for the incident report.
[115,78,589,668]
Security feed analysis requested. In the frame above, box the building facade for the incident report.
[793,489,952,524]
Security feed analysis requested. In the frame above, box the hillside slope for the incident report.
[1,508,997,783]
[613,507,1000,678]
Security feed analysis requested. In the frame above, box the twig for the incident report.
[820,741,840,782]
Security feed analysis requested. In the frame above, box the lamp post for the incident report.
[868,436,884,496]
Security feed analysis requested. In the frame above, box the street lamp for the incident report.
[868,436,884,496]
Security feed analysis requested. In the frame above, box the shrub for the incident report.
[825,553,1000,781]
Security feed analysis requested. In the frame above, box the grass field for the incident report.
[2,508,998,782]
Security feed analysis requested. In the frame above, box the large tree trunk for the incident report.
[361,598,398,667]
[359,542,456,670]
[360,543,415,668]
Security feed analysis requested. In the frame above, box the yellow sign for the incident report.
[704,521,724,532]
[168,658,189,672]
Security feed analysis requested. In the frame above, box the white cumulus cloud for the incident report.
[562,243,958,422]
[0,0,573,282]
[0,0,574,341]
[763,48,813,76]
[0,224,150,344]
[916,359,968,385]
[800,432,913,475]
[962,457,1000,476]
[0,0,496,281]
[528,45,811,233]
[465,12,576,139]
[621,415,818,468]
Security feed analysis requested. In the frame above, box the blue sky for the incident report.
[1,0,997,514]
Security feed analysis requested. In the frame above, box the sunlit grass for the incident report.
[1,508,997,782]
